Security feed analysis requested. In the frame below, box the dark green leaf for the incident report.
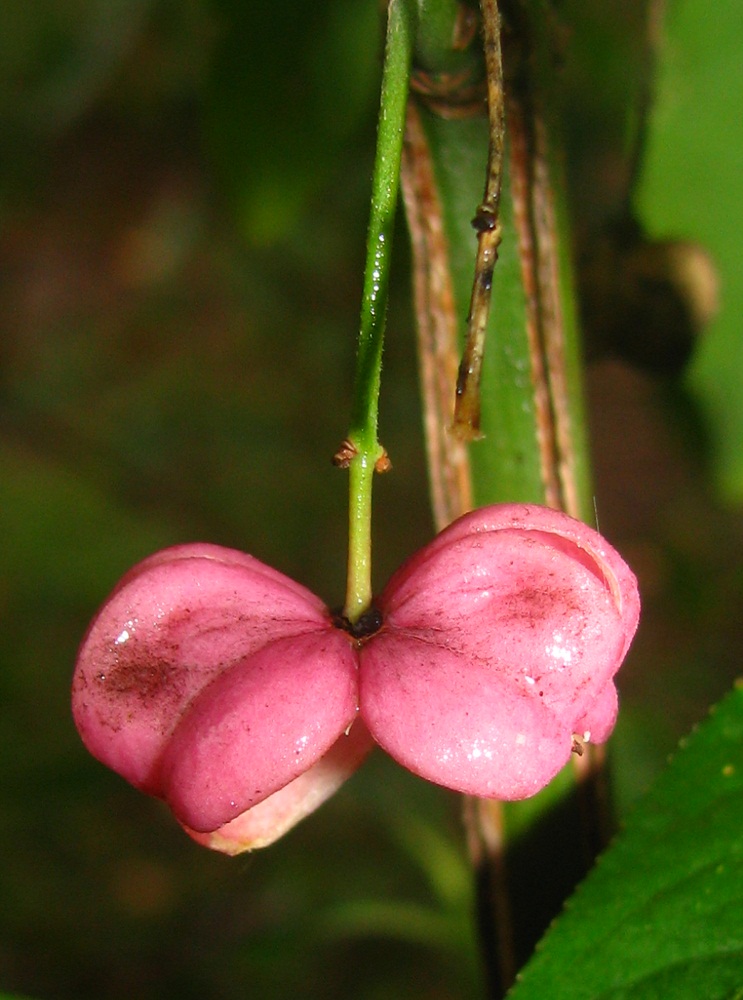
[508,684,743,999]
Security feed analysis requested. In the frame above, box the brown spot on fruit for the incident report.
[102,652,186,706]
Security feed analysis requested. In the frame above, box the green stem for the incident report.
[343,0,414,624]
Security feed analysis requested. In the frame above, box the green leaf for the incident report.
[636,0,743,503]
[415,109,547,506]
[507,684,743,999]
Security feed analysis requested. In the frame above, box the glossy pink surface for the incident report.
[161,629,358,831]
[361,505,640,798]
[72,543,359,839]
[183,720,374,853]
[72,505,640,851]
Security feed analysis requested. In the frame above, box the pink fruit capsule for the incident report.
[359,504,640,800]
[72,505,639,852]
[72,543,365,847]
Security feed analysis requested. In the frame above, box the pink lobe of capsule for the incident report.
[160,628,358,832]
[183,719,374,854]
[71,544,360,825]
[359,504,640,800]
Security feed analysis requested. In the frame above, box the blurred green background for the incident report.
[1,1,741,997]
